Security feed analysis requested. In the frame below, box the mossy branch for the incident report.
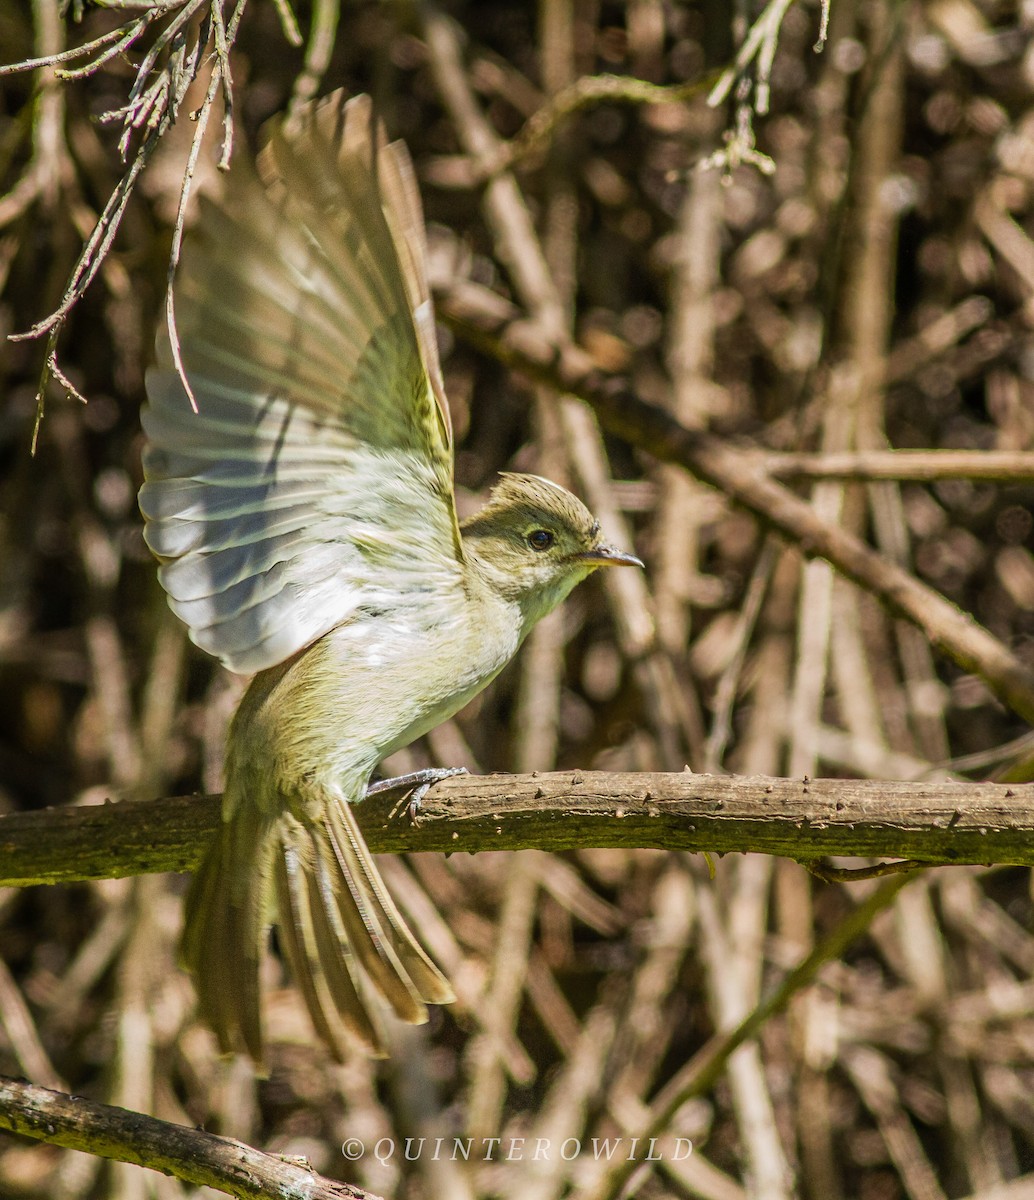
[0,1075,375,1200]
[1,771,1031,889]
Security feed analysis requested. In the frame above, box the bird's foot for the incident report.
[366,766,469,818]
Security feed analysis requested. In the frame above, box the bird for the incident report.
[138,90,642,1063]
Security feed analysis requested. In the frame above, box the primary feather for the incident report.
[140,93,462,676]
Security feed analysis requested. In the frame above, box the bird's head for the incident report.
[460,473,643,631]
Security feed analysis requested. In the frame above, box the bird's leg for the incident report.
[366,766,469,817]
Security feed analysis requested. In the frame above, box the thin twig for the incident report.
[287,0,339,118]
[163,52,225,414]
[704,537,780,771]
[708,0,796,112]
[438,70,718,184]
[8,0,256,434]
[13,128,159,344]
[55,17,155,79]
[0,15,147,75]
[269,0,303,46]
[805,859,929,883]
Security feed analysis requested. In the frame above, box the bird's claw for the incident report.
[366,766,469,818]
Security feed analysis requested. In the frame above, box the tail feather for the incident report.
[305,850,386,1053]
[324,800,454,1017]
[181,787,453,1062]
[181,818,271,1063]
[271,841,339,1055]
[272,834,384,1058]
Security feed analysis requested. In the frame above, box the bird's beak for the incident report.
[578,544,644,569]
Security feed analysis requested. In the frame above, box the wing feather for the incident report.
[141,91,463,674]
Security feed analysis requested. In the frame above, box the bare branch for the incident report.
[1,772,1032,891]
[0,1076,376,1200]
[11,127,159,343]
[287,0,339,118]
[760,449,1034,482]
[708,0,798,112]
[491,72,713,178]
[6,0,253,427]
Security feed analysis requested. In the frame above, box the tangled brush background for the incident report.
[3,2,1034,1197]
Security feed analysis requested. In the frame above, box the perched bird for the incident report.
[139,91,642,1062]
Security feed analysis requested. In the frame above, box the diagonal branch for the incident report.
[0,1075,376,1200]
[1,772,1032,890]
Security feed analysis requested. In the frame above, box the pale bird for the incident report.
[139,91,641,1062]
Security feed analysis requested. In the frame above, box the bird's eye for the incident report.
[527,529,554,551]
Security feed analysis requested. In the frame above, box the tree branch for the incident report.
[0,1075,376,1200]
[1,771,1032,889]
[761,448,1034,482]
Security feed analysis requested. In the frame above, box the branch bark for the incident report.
[2,771,1032,888]
[0,1075,376,1200]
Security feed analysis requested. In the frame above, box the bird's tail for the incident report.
[181,790,454,1063]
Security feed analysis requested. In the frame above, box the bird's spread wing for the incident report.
[140,92,464,674]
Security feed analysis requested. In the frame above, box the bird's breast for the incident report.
[228,589,523,797]
[338,593,523,756]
